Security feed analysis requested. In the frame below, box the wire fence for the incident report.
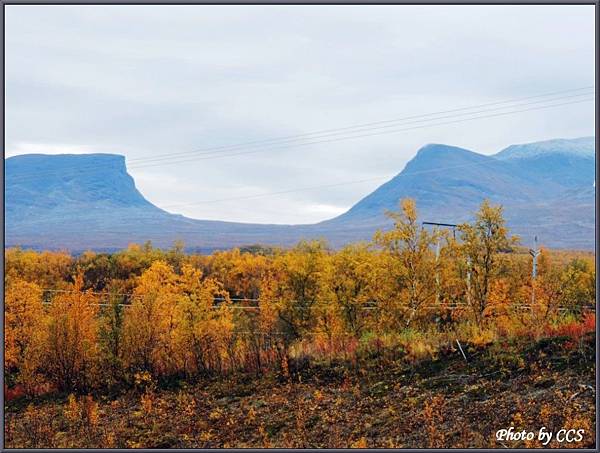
[39,288,595,313]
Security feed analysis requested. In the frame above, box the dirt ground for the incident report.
[4,334,595,448]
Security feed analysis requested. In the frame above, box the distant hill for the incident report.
[4,137,595,252]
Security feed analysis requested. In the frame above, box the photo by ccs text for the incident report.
[496,427,585,445]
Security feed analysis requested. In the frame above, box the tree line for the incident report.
[4,199,595,395]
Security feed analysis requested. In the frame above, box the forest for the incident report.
[4,199,596,448]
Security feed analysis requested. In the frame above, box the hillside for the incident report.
[321,139,595,249]
[323,143,561,226]
[495,137,595,188]
[5,333,595,448]
[5,153,305,252]
[4,137,595,251]
[5,154,163,223]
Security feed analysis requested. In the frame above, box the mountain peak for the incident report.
[495,136,595,160]
[406,143,487,173]
[415,143,477,157]
[492,137,594,188]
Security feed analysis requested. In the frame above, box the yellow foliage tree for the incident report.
[121,260,180,377]
[458,200,519,326]
[265,240,329,343]
[327,243,376,338]
[171,264,234,376]
[373,198,439,328]
[4,279,45,393]
[5,279,43,372]
[43,273,100,392]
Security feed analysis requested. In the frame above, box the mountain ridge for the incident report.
[495,136,595,160]
[5,137,595,251]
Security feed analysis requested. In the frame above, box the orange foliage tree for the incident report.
[42,273,100,392]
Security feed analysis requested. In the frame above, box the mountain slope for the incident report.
[6,154,162,222]
[326,139,594,249]
[323,143,566,227]
[4,137,595,251]
[494,137,595,188]
[5,153,308,252]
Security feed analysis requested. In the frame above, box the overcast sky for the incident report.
[5,5,595,224]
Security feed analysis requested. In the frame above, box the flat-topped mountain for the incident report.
[5,137,595,251]
[6,154,160,219]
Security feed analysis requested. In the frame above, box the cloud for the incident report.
[4,4,595,224]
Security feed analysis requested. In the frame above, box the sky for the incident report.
[4,5,595,224]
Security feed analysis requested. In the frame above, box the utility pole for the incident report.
[529,235,540,305]
[466,257,471,307]
[423,222,472,308]
[422,222,457,240]
[422,222,458,304]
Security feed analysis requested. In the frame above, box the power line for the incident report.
[127,86,594,164]
[163,176,390,209]
[5,98,594,227]
[161,159,500,209]
[3,96,593,237]
[38,297,595,312]
[6,88,591,182]
[127,97,593,171]
[126,90,594,167]
[6,87,594,182]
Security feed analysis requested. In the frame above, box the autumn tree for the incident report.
[97,295,126,387]
[120,260,180,377]
[557,258,596,313]
[458,200,518,326]
[75,251,115,291]
[121,260,234,378]
[207,248,269,300]
[373,198,439,328]
[110,242,165,282]
[237,263,281,374]
[4,279,44,390]
[431,236,465,325]
[5,248,72,288]
[43,273,100,392]
[171,264,233,376]
[327,243,375,337]
[165,240,186,273]
[265,240,329,343]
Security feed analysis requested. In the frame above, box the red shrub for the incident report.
[545,313,595,349]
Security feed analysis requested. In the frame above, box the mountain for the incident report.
[323,143,562,226]
[6,154,161,220]
[319,139,595,250]
[4,137,595,252]
[495,137,595,188]
[5,153,306,252]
